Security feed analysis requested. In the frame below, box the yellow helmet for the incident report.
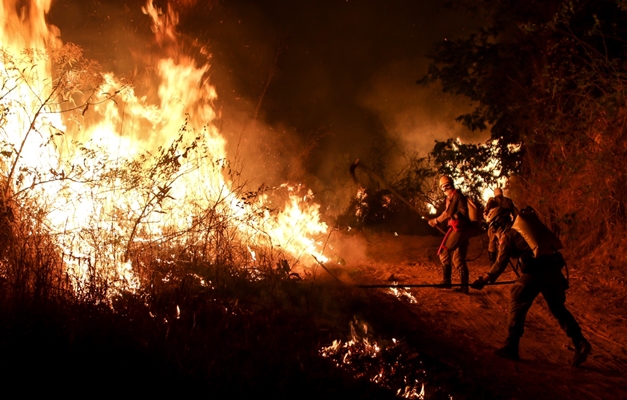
[439,175,454,191]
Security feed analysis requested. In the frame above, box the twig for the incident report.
[312,255,344,283]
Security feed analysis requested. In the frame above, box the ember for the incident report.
[389,285,418,304]
[321,319,428,399]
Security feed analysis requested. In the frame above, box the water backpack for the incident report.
[511,206,563,257]
[467,196,483,224]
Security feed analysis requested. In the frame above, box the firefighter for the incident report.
[483,188,519,263]
[471,207,591,367]
[428,176,474,294]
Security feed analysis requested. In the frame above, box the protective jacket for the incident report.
[435,189,470,228]
[484,195,519,218]
[473,221,588,366]
[485,223,565,281]
[434,189,473,291]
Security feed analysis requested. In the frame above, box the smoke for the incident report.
[358,57,486,173]
[46,0,486,220]
[331,234,369,265]
[47,1,141,74]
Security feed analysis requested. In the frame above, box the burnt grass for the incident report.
[0,267,485,399]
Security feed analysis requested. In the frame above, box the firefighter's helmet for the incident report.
[439,175,454,191]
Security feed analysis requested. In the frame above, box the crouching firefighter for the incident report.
[429,176,474,294]
[483,188,518,263]
[471,206,592,367]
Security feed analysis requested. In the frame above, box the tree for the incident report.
[420,0,627,254]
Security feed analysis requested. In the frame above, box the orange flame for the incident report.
[0,0,328,295]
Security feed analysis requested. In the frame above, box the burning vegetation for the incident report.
[2,0,627,398]
[0,0,330,299]
[0,0,343,394]
[1,0,449,397]
[320,319,426,399]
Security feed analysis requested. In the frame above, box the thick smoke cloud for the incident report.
[359,58,483,173]
[48,0,484,218]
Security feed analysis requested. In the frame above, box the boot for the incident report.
[454,268,469,294]
[488,251,497,263]
[494,337,519,360]
[572,338,591,367]
[439,264,452,289]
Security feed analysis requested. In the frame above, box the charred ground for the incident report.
[339,230,627,399]
[1,229,625,399]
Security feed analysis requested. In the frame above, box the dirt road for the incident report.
[330,230,627,399]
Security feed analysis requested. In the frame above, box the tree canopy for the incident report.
[420,0,627,252]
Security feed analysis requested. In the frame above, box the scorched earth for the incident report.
[325,229,627,400]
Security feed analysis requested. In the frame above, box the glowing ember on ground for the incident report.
[320,319,427,399]
[0,0,328,296]
[389,285,418,304]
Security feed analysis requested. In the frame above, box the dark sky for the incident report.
[48,0,483,212]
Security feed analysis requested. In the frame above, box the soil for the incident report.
[327,230,627,400]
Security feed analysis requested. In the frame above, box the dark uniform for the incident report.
[483,191,518,261]
[434,189,473,292]
[473,222,591,366]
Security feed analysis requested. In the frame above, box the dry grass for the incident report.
[0,190,398,396]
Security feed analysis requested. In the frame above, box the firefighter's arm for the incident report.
[435,194,457,223]
[430,196,451,226]
[471,234,511,289]
[471,267,505,290]
[511,204,520,218]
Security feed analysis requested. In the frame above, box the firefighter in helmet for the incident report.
[471,207,591,367]
[428,175,474,294]
[483,188,519,263]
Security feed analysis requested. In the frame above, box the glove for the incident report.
[428,218,438,227]
[471,276,487,290]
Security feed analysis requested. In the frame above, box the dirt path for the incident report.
[331,230,627,399]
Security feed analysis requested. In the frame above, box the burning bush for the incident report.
[0,16,329,301]
[0,192,67,303]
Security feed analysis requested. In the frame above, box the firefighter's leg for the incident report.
[494,336,520,360]
[487,227,498,263]
[497,274,541,359]
[438,249,452,288]
[453,238,470,294]
[438,229,462,288]
[540,269,591,366]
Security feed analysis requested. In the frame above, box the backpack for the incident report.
[467,196,483,224]
[512,206,563,257]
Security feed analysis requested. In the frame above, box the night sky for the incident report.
[48,0,484,212]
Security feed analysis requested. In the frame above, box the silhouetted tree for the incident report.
[420,0,627,254]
